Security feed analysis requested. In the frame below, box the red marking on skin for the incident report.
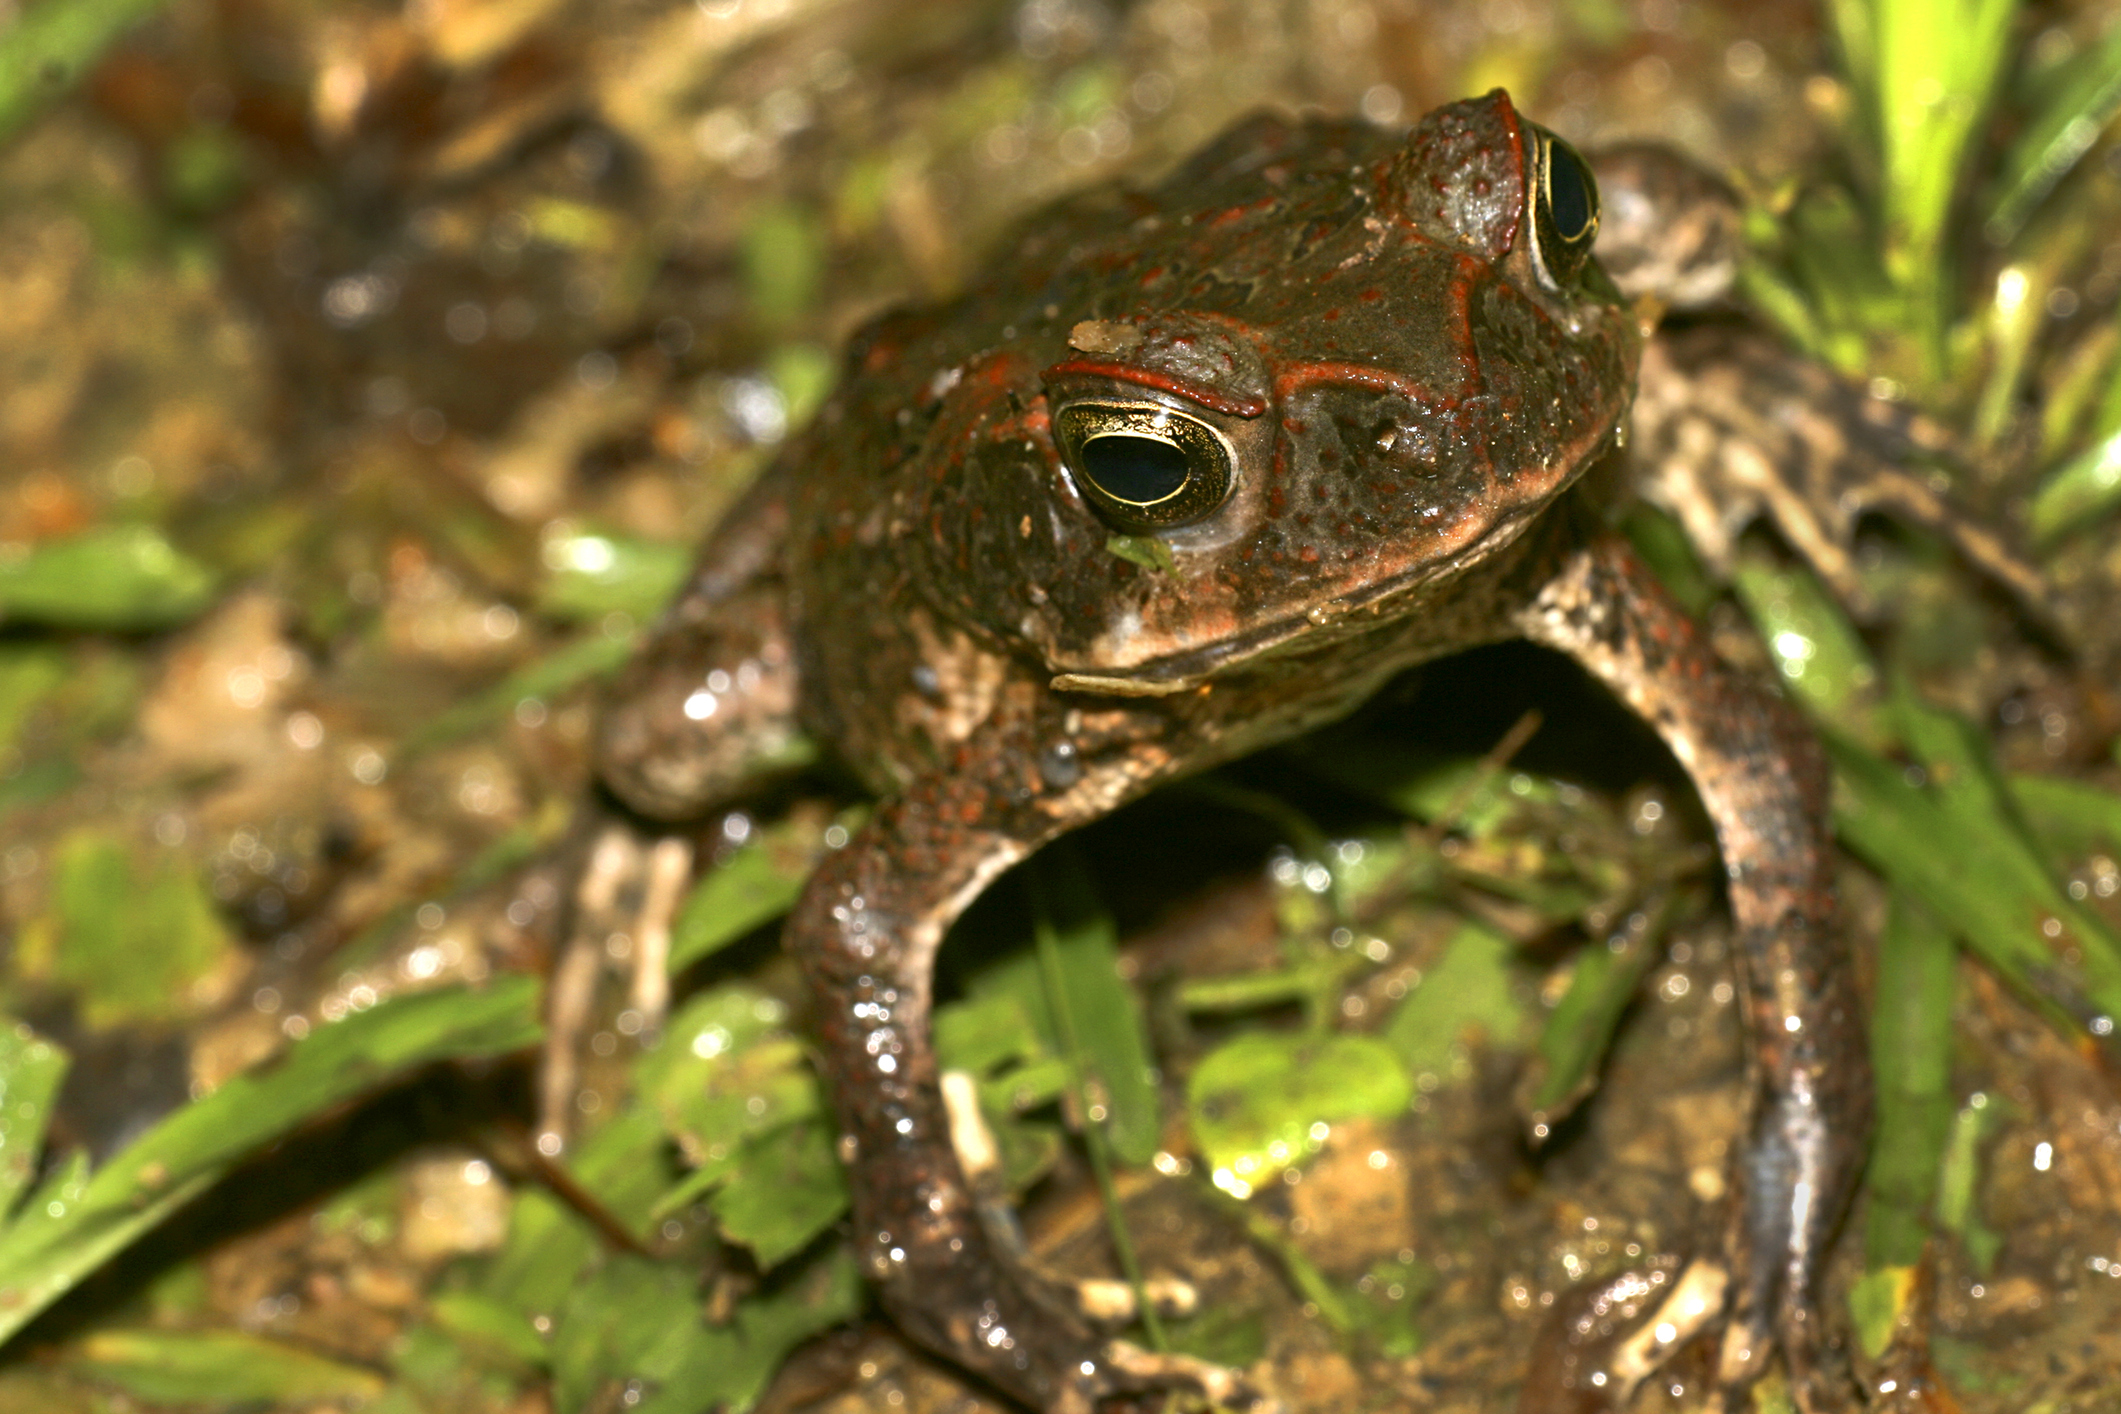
[1205,195,1278,228]
[1275,361,1461,407]
[1040,359,1268,418]
[1359,288,1383,302]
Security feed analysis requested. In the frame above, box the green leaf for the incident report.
[1985,22,2121,245]
[742,203,825,331]
[1827,689,2121,1051]
[0,526,216,630]
[1863,895,1957,1270]
[427,1289,550,1370]
[1104,535,1177,574]
[2008,772,2121,860]
[0,1021,67,1217]
[710,1119,848,1267]
[637,987,821,1180]
[0,647,65,753]
[1619,504,1718,617]
[537,530,691,624]
[1729,547,1880,731]
[1849,1264,1918,1362]
[1868,0,2018,341]
[2027,424,2121,542]
[67,1328,385,1403]
[0,0,172,139]
[1936,1091,2002,1272]
[1188,1032,1410,1196]
[1519,897,1675,1130]
[1380,921,1528,1082]
[667,807,851,973]
[401,630,636,755]
[19,830,233,1029]
[0,979,542,1346]
[935,991,1047,1078]
[633,1246,863,1414]
[974,852,1162,1166]
[550,1253,700,1414]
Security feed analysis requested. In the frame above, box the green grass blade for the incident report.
[0,979,543,1346]
[1518,892,1678,1132]
[0,1022,67,1219]
[1863,894,1957,1270]
[977,848,1162,1167]
[1826,693,2121,1052]
[2027,424,2121,542]
[1985,22,2121,244]
[66,1328,386,1403]
[1870,0,2022,362]
[0,0,172,141]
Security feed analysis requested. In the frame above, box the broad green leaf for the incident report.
[632,1246,863,1414]
[710,1119,848,1267]
[17,830,233,1029]
[1620,504,1718,617]
[0,1022,67,1217]
[1868,0,2018,340]
[1849,1264,1919,1362]
[1380,921,1529,1082]
[427,1289,549,1369]
[1863,896,1957,1270]
[0,526,215,630]
[550,1253,700,1414]
[1188,1032,1410,1196]
[637,986,820,1177]
[742,203,825,331]
[667,807,849,972]
[935,991,1047,1078]
[0,979,542,1345]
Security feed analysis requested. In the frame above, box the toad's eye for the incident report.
[1527,125,1600,287]
[1054,402,1235,533]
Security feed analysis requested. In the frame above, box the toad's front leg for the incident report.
[787,722,1252,1414]
[1518,529,1871,1413]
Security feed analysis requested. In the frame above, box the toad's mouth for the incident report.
[1045,504,1547,698]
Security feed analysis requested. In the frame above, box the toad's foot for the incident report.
[940,1070,1200,1327]
[1633,324,2057,633]
[1517,1256,1727,1412]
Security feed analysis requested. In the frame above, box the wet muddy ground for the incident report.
[1,1,2120,1411]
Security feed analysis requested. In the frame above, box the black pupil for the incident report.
[1080,434,1191,505]
[1546,143,1593,243]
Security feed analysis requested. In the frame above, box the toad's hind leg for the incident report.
[1517,530,1870,1413]
[786,729,1258,1414]
[597,470,808,820]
